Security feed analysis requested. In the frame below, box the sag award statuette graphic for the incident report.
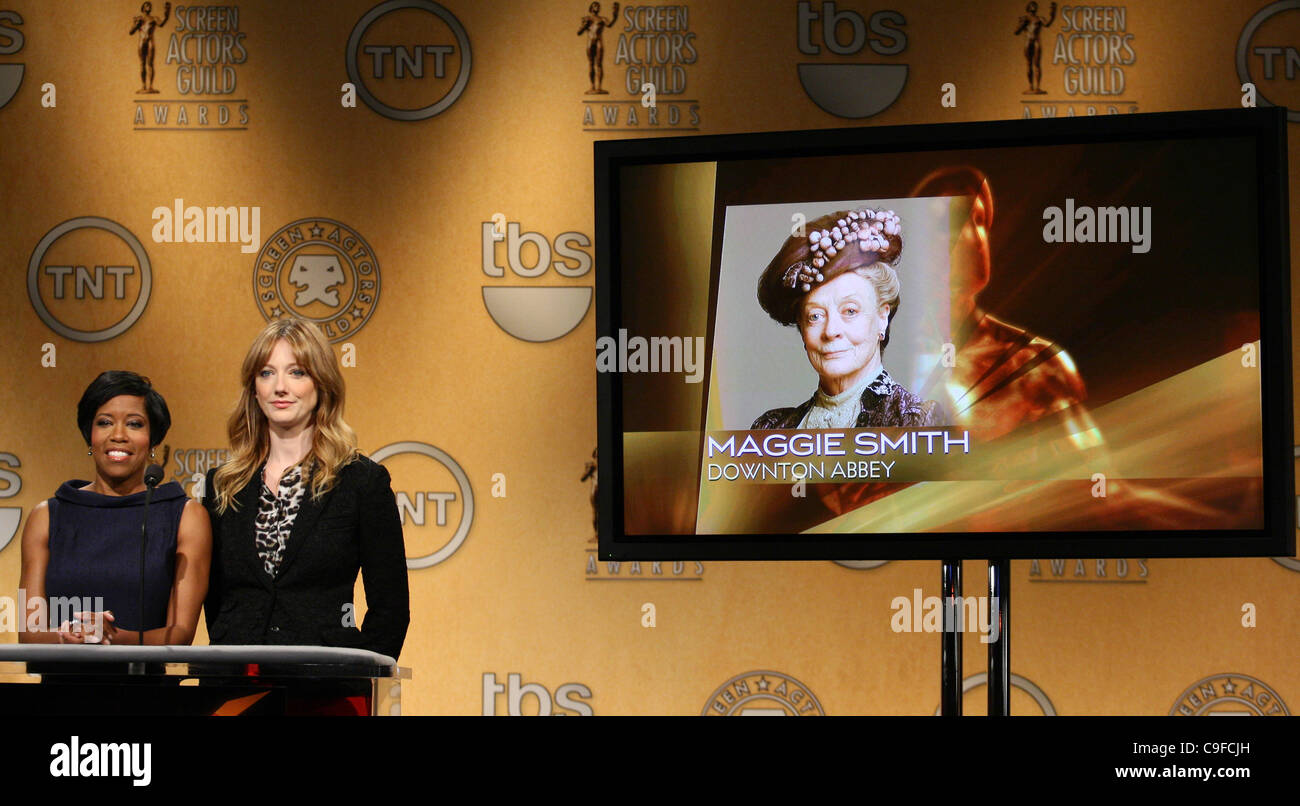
[582,447,597,541]
[253,218,380,342]
[1014,1,1056,94]
[130,1,171,93]
[578,2,618,94]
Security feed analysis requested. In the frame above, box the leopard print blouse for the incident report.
[254,465,306,577]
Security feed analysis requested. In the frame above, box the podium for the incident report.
[0,645,410,716]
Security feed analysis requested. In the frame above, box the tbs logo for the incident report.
[796,1,908,119]
[481,673,593,716]
[0,452,21,552]
[0,10,22,109]
[480,217,592,342]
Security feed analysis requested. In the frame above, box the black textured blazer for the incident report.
[203,455,410,660]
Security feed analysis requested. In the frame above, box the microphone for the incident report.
[138,463,165,646]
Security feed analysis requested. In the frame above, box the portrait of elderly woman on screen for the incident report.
[751,208,944,430]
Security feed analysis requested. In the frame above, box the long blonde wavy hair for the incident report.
[211,318,358,513]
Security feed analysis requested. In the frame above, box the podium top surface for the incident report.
[0,644,406,679]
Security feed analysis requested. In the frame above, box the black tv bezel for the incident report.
[595,107,1293,561]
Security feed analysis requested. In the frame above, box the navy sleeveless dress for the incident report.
[44,480,189,633]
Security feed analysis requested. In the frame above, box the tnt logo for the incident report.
[1254,45,1300,78]
[481,673,593,716]
[345,0,472,121]
[480,218,593,342]
[395,488,456,529]
[795,1,908,119]
[0,9,23,108]
[27,218,152,343]
[372,441,473,569]
[1237,2,1300,122]
[0,452,20,552]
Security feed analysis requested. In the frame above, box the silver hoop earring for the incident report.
[87,448,92,456]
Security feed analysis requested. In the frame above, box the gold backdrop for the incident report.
[0,0,1296,716]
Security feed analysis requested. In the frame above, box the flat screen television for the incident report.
[594,107,1293,560]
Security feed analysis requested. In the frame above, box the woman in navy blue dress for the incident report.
[18,371,211,644]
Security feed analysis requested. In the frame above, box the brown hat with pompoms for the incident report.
[757,207,902,326]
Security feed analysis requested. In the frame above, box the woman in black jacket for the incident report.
[203,318,409,660]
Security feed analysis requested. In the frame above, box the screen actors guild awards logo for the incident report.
[1170,674,1290,715]
[1016,3,1138,117]
[582,439,702,577]
[1029,558,1148,582]
[0,9,25,109]
[128,2,250,129]
[703,671,825,715]
[578,440,703,580]
[580,2,700,130]
[253,218,380,342]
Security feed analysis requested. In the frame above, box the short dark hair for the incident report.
[76,371,172,447]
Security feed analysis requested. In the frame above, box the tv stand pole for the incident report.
[940,558,961,715]
[988,559,1010,716]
